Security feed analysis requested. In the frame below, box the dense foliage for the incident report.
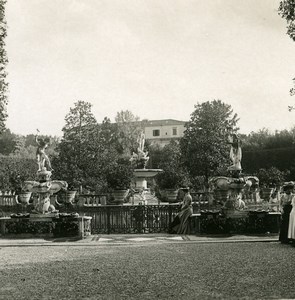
[0,0,8,134]
[254,167,289,188]
[104,158,133,190]
[1,97,295,193]
[0,156,36,192]
[279,0,295,41]
[154,141,189,189]
[241,128,295,151]
[243,147,295,179]
[52,101,99,190]
[180,100,239,180]
[241,128,295,180]
[115,110,143,156]
[0,129,58,159]
[52,103,139,192]
[279,0,295,98]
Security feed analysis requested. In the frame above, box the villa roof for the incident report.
[142,119,187,127]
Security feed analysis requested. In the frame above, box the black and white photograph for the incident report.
[0,1,295,299]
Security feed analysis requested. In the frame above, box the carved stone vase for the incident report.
[18,192,32,204]
[163,189,179,203]
[65,191,77,204]
[112,189,128,205]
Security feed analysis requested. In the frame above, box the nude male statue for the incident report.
[36,129,53,171]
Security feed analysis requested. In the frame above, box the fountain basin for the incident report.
[133,169,163,189]
[133,169,163,178]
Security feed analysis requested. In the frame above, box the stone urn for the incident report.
[18,192,32,204]
[163,189,179,203]
[112,189,129,205]
[65,191,77,204]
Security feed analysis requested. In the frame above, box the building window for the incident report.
[153,129,160,136]
[172,128,177,136]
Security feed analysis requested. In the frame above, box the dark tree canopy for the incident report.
[279,0,295,41]
[53,103,137,192]
[180,100,239,180]
[53,101,98,189]
[63,100,97,137]
[279,0,295,98]
[0,0,8,134]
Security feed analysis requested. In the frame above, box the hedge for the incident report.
[242,147,295,178]
[0,156,37,191]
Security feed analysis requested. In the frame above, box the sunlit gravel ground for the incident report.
[0,241,294,299]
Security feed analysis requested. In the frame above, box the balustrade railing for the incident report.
[0,191,17,206]
[0,190,281,233]
[63,204,181,234]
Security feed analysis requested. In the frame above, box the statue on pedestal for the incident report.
[36,129,53,172]
[21,130,68,214]
[228,133,242,174]
[130,131,149,168]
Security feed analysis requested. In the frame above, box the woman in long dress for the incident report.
[170,188,193,234]
[287,195,295,242]
[279,184,294,244]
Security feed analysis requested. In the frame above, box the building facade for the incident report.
[142,119,186,147]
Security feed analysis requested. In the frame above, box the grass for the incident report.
[0,241,294,299]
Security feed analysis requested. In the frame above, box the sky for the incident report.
[4,0,295,136]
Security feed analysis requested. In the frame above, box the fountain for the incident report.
[23,130,68,214]
[209,133,259,215]
[201,133,282,235]
[130,132,162,204]
[0,131,92,238]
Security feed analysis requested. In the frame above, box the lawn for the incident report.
[0,241,293,299]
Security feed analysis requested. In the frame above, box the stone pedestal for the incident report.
[0,215,92,239]
[133,169,163,190]
[135,177,147,189]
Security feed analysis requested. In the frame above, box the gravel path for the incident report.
[0,242,294,299]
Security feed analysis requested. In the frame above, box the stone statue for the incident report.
[138,131,145,152]
[36,129,53,171]
[228,133,242,172]
[130,131,149,168]
[41,194,57,214]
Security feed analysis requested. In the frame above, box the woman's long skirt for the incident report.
[288,207,295,240]
[279,204,292,243]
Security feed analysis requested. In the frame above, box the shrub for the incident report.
[255,167,289,188]
[105,158,133,190]
[155,170,183,190]
[0,156,36,192]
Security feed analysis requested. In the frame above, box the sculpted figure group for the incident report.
[130,131,149,168]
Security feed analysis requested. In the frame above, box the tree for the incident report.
[0,156,36,191]
[63,101,97,138]
[0,129,16,155]
[154,141,188,190]
[255,167,289,188]
[279,0,295,41]
[52,101,98,189]
[242,128,295,151]
[11,135,26,156]
[180,100,239,182]
[115,110,143,156]
[279,1,295,100]
[86,117,121,192]
[0,0,8,134]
